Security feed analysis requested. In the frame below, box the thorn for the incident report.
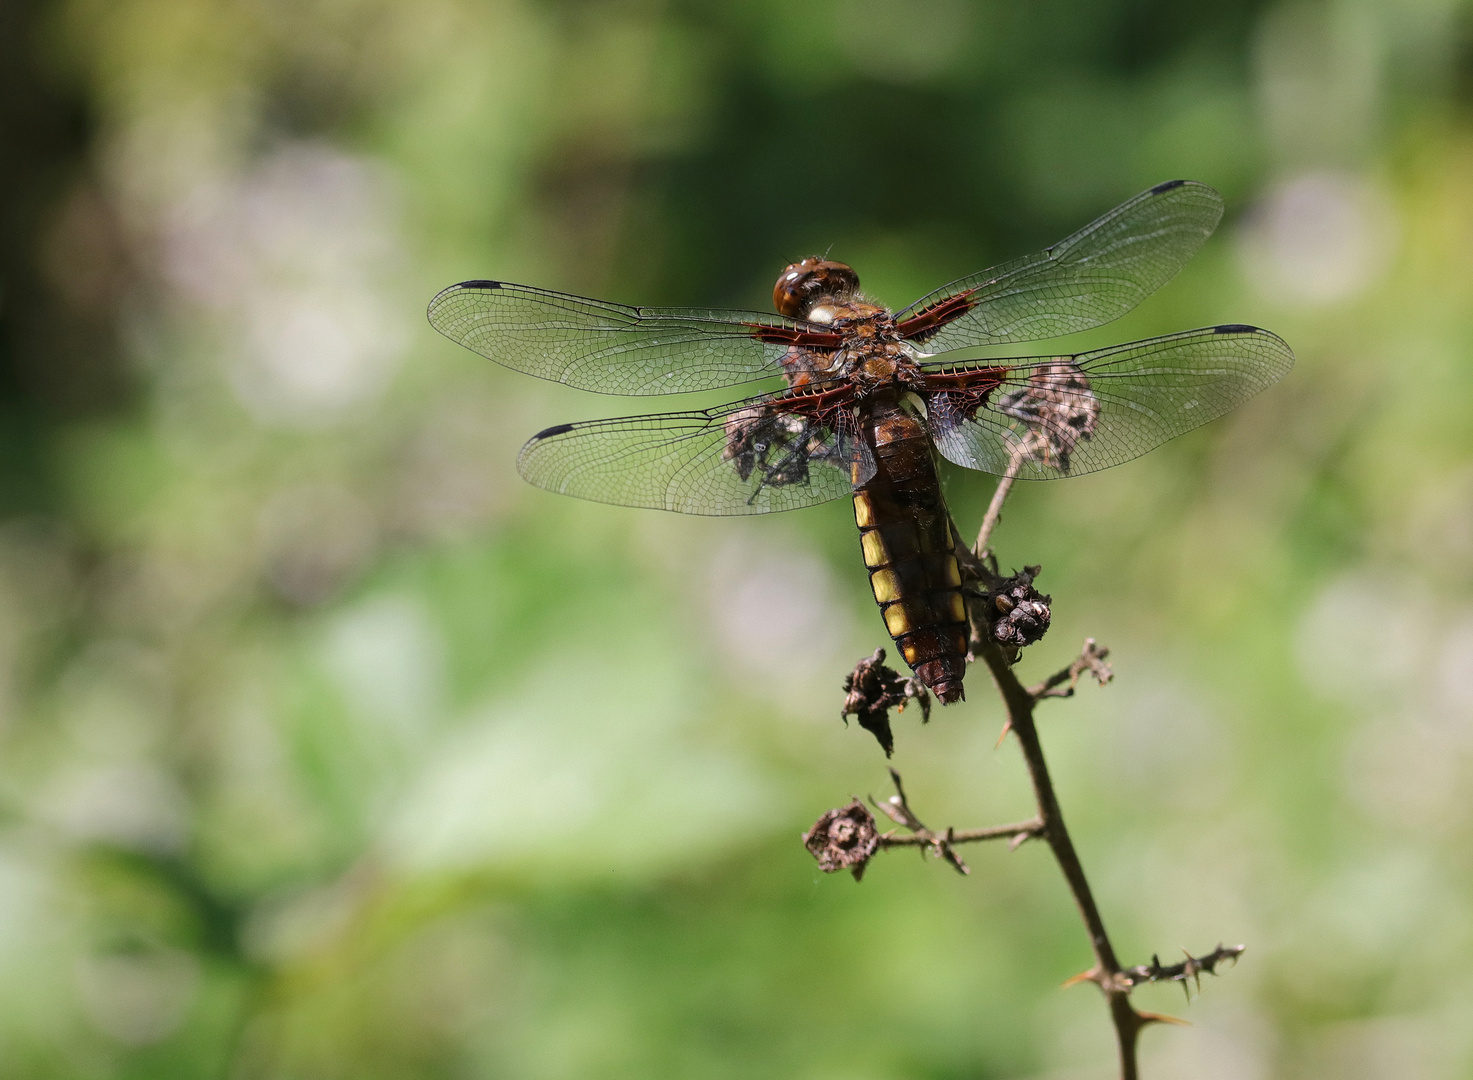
[1182,947,1202,992]
[1137,1010,1191,1028]
[940,827,970,875]
[1062,967,1099,989]
[994,720,1013,748]
[1008,830,1031,852]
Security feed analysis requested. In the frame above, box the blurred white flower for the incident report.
[1435,613,1473,719]
[0,846,50,965]
[705,536,856,698]
[161,141,409,425]
[1237,171,1398,305]
[38,764,189,853]
[321,593,446,748]
[1294,570,1432,701]
[75,948,199,1046]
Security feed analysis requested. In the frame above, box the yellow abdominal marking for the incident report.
[944,591,966,622]
[860,530,887,568]
[942,555,961,587]
[870,569,901,604]
[883,604,912,636]
[899,639,920,665]
[852,494,876,528]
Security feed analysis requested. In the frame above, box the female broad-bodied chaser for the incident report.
[428,180,1292,705]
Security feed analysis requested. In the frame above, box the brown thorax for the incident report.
[772,258,916,392]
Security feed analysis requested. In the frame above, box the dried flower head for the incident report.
[802,800,881,880]
[997,360,1101,472]
[840,648,931,756]
[987,565,1052,648]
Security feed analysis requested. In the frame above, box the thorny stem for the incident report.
[871,768,1041,874]
[1028,638,1112,700]
[964,473,1148,1080]
[823,470,1238,1078]
[973,635,1147,1079]
[878,820,1042,849]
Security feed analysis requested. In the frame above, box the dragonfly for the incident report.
[427,180,1293,705]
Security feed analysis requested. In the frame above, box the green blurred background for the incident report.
[2,0,1472,1076]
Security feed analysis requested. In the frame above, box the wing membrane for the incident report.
[517,390,876,515]
[897,180,1224,351]
[428,280,839,396]
[921,325,1293,479]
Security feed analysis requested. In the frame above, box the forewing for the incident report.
[896,180,1224,350]
[920,325,1293,479]
[517,392,876,515]
[428,280,839,396]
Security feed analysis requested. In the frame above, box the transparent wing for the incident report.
[517,390,876,515]
[428,280,841,396]
[896,180,1224,351]
[919,325,1293,480]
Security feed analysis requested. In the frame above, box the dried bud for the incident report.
[987,566,1052,648]
[840,648,931,756]
[997,360,1101,472]
[802,800,880,880]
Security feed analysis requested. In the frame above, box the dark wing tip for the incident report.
[531,422,575,440]
[427,275,506,313]
[1212,323,1259,334]
[1150,179,1188,194]
[427,279,507,324]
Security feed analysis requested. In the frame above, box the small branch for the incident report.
[973,445,1028,558]
[1122,944,1246,999]
[1029,638,1113,700]
[803,775,1040,882]
[877,821,1043,849]
[870,768,1042,874]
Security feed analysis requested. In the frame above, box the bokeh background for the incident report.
[2,0,1472,1076]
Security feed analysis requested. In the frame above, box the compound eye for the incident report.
[772,258,858,318]
[773,259,821,317]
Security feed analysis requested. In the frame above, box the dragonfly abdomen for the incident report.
[854,399,968,704]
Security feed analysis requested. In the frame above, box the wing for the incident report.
[895,180,1224,351]
[918,325,1293,480]
[516,388,877,515]
[427,280,842,396]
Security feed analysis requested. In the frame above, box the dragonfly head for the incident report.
[773,258,860,320]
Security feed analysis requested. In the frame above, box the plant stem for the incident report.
[877,819,1041,848]
[963,463,1143,1079]
[973,445,1027,556]
[974,638,1142,1079]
